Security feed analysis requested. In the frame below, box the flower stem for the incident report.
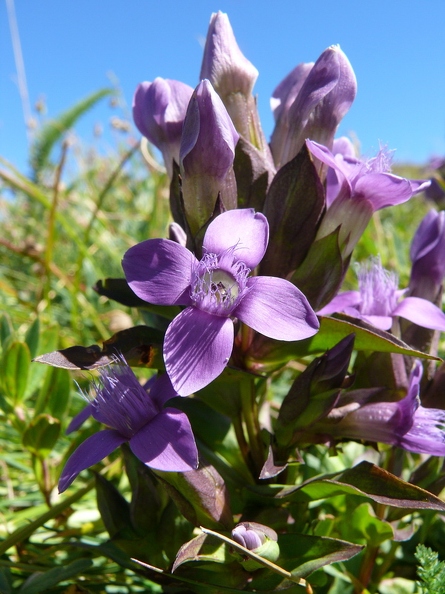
[240,377,264,477]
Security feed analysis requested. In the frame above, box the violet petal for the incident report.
[129,409,198,472]
[164,307,234,395]
[123,238,196,306]
[203,208,269,268]
[66,403,93,435]
[393,296,445,331]
[354,173,413,209]
[58,429,126,493]
[317,291,361,316]
[235,276,319,341]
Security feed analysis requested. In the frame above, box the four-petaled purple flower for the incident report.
[123,208,319,395]
[58,359,198,493]
[317,257,445,332]
[329,360,445,456]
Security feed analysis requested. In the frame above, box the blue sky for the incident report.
[2,0,445,175]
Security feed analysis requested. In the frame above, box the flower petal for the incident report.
[203,209,269,268]
[66,404,93,435]
[148,372,182,408]
[235,276,319,341]
[122,238,196,306]
[164,307,234,395]
[316,291,361,316]
[58,429,125,493]
[393,296,445,331]
[354,173,413,210]
[129,409,198,471]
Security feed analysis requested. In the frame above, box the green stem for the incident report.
[240,377,264,477]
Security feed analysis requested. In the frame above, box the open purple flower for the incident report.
[317,257,445,332]
[58,360,198,493]
[307,140,428,256]
[123,209,319,395]
[329,360,445,456]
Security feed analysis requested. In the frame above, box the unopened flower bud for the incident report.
[133,78,193,177]
[232,522,280,570]
[180,79,239,235]
[270,45,357,170]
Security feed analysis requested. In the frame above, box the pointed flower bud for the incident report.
[409,210,445,301]
[133,78,193,177]
[270,45,357,169]
[200,12,271,157]
[179,79,239,235]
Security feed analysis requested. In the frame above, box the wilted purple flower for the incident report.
[317,257,445,332]
[133,78,193,177]
[329,360,445,456]
[58,360,198,493]
[180,79,239,235]
[409,210,445,301]
[270,45,357,170]
[307,140,427,256]
[123,209,319,395]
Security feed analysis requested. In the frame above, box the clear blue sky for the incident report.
[2,0,445,175]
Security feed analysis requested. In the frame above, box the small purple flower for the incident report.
[270,45,357,169]
[317,257,445,332]
[307,140,426,256]
[330,360,445,456]
[58,360,198,493]
[409,209,445,301]
[133,78,193,177]
[123,209,319,395]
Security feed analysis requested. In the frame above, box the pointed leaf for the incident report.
[261,144,325,279]
[1,341,30,404]
[22,414,61,456]
[33,325,165,370]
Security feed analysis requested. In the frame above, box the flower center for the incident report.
[190,251,249,315]
[358,258,399,317]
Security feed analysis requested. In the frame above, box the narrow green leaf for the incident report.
[18,558,93,594]
[24,318,40,359]
[2,341,31,404]
[30,88,113,176]
[22,414,61,456]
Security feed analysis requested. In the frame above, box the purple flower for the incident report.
[179,79,239,235]
[329,360,445,456]
[270,45,357,170]
[133,78,193,177]
[307,140,425,256]
[317,257,445,332]
[122,209,319,395]
[58,360,198,493]
[409,210,445,301]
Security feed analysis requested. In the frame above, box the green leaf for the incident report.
[249,462,445,512]
[261,144,325,279]
[34,366,71,419]
[24,318,40,359]
[0,313,14,348]
[22,414,61,456]
[18,559,93,594]
[247,315,439,372]
[30,88,113,176]
[1,340,31,404]
[338,502,394,546]
[95,473,134,539]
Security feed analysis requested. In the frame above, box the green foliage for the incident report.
[415,544,445,593]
